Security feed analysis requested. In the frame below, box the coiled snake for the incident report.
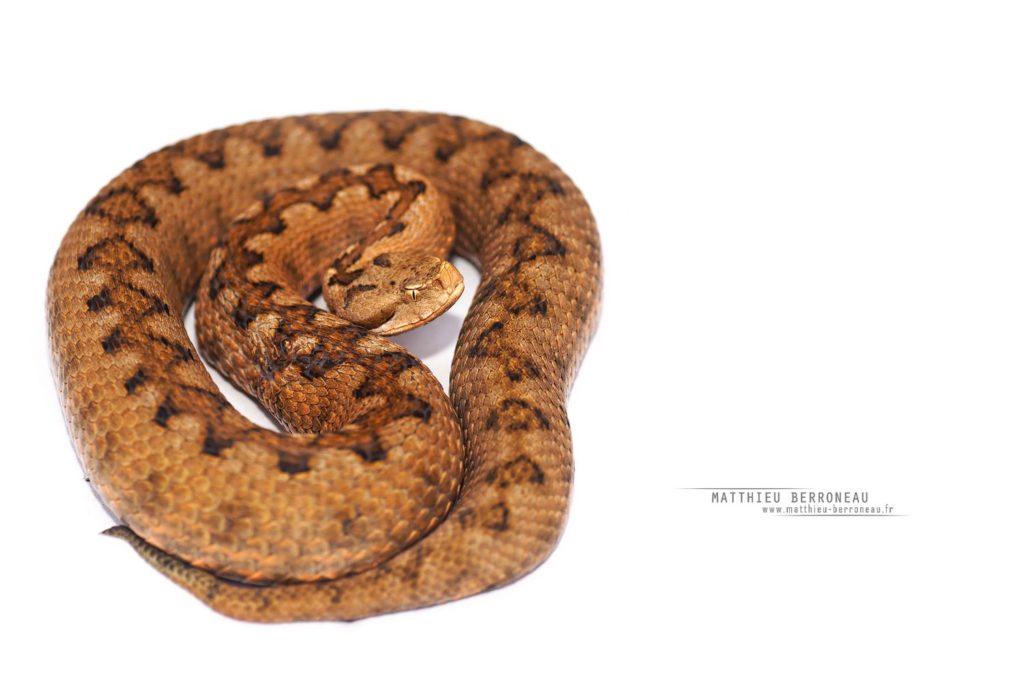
[47,112,601,622]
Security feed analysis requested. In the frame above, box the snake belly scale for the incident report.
[47,112,602,622]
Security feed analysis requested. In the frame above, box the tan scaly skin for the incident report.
[47,112,602,622]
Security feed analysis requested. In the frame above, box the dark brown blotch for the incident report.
[233,303,257,329]
[253,281,282,298]
[318,131,341,150]
[240,249,264,268]
[201,433,233,457]
[149,334,195,363]
[84,187,159,229]
[350,432,387,462]
[505,356,540,382]
[153,397,177,428]
[328,267,364,287]
[102,328,124,353]
[86,289,112,312]
[483,501,510,532]
[510,294,548,317]
[485,455,546,488]
[207,262,226,300]
[343,284,377,309]
[265,217,287,235]
[397,394,433,423]
[485,398,551,432]
[277,450,312,474]
[124,369,146,394]
[198,150,225,170]
[125,283,170,316]
[77,236,154,273]
[294,343,339,380]
[469,322,504,357]
[513,225,566,265]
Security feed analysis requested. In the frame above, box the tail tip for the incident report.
[101,525,133,540]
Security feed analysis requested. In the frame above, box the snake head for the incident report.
[324,251,464,336]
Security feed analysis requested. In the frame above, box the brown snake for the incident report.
[47,112,601,622]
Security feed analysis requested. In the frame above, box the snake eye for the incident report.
[404,283,423,301]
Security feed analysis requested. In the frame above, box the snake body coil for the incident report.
[47,112,601,621]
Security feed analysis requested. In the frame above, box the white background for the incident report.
[2,1,1021,679]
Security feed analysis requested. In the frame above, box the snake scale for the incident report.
[47,112,601,622]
